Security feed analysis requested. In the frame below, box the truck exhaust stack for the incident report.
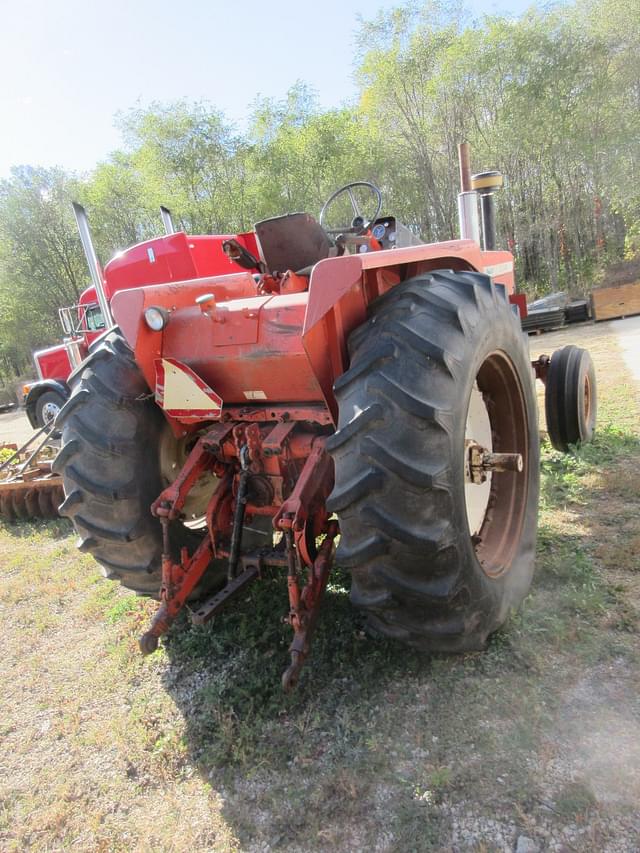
[72,202,113,328]
[160,206,176,235]
[457,143,481,244]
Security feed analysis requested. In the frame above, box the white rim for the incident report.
[464,382,493,536]
[42,402,60,423]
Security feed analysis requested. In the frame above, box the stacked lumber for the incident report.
[591,280,640,321]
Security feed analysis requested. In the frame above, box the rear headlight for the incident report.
[144,306,170,331]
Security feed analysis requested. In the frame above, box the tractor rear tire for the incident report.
[53,329,224,598]
[544,345,597,452]
[327,270,540,651]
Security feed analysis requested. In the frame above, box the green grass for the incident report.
[142,412,640,848]
[149,426,637,780]
[2,328,640,851]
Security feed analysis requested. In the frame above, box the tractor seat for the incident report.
[254,213,332,274]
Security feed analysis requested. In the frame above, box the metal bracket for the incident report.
[190,564,260,625]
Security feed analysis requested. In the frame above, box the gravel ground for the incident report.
[612,315,640,383]
[0,407,36,447]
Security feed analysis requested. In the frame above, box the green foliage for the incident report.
[0,447,15,465]
[1,0,639,373]
[0,166,90,374]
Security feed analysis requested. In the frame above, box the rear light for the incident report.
[144,306,170,331]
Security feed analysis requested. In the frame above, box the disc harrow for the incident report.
[0,426,64,522]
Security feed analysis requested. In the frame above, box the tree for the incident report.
[0,166,89,370]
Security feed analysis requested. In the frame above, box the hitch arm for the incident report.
[282,520,339,691]
[139,525,215,654]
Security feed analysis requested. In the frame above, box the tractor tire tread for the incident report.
[55,330,165,593]
[328,269,539,650]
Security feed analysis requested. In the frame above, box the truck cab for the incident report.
[23,288,106,429]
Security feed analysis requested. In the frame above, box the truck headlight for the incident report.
[144,306,170,331]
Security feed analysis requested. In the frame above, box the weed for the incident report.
[554,781,597,819]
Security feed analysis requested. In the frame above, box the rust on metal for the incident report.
[137,416,337,686]
[190,564,259,625]
[458,141,472,192]
[0,427,64,521]
[531,354,551,384]
[282,520,339,691]
[467,441,524,484]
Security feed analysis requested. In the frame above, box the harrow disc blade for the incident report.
[0,492,16,521]
[11,490,30,520]
[0,478,65,522]
[24,488,40,518]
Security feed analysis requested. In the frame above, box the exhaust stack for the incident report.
[160,206,176,235]
[471,170,503,251]
[72,203,113,328]
[456,143,480,244]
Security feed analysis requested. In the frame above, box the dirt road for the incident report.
[0,407,36,446]
[613,315,640,382]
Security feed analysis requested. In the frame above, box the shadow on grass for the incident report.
[159,424,640,773]
[159,569,474,847]
[162,565,432,768]
[539,425,640,505]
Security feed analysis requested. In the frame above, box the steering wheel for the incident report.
[319,181,382,236]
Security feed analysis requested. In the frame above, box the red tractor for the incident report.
[54,149,597,688]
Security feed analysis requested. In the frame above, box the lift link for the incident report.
[227,445,250,582]
[139,519,215,654]
[140,437,251,654]
[281,520,339,692]
[139,428,337,688]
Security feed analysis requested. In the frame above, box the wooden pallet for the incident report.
[592,280,640,321]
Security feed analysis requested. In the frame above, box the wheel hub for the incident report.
[159,427,218,522]
[464,351,530,578]
[42,401,60,423]
[464,383,493,536]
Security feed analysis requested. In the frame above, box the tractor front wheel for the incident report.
[544,345,597,452]
[328,270,540,651]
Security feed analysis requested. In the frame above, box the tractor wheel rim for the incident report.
[464,350,529,579]
[464,382,493,536]
[42,402,60,423]
[159,426,217,523]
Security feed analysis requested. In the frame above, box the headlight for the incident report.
[144,306,169,331]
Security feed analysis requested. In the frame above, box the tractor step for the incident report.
[189,564,259,625]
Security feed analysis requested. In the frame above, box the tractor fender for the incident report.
[302,239,511,421]
[25,380,70,429]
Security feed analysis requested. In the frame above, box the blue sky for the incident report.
[0,0,534,178]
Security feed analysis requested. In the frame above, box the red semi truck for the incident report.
[24,206,262,428]
[24,287,107,428]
